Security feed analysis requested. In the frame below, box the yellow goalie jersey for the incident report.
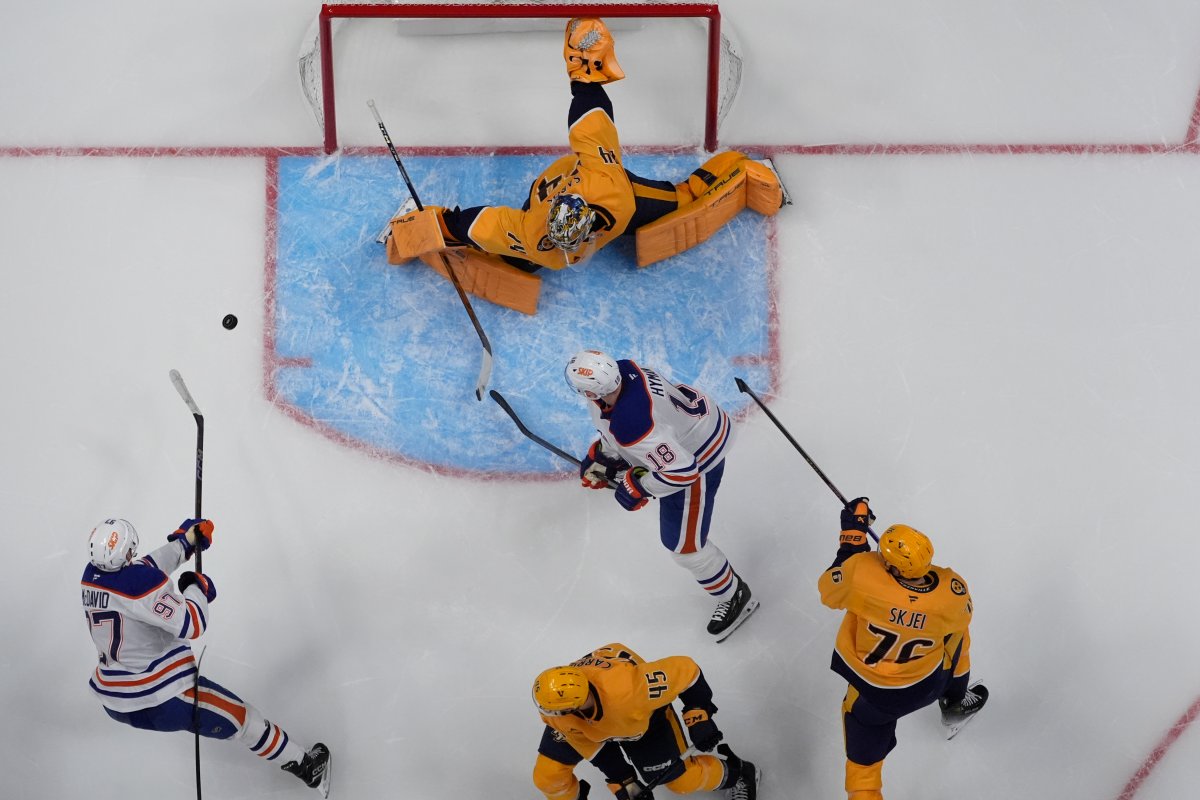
[444,83,636,270]
[818,551,973,690]
[540,643,703,758]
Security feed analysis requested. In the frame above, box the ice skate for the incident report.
[717,744,761,800]
[707,576,759,643]
[940,683,988,740]
[376,197,417,244]
[282,742,332,798]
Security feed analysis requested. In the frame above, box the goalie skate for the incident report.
[756,158,792,207]
[376,197,417,245]
[708,578,760,643]
[940,683,988,740]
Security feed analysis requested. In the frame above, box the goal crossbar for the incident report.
[314,3,725,153]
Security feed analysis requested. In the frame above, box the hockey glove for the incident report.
[683,707,723,751]
[612,778,652,800]
[579,441,630,490]
[564,18,625,84]
[614,467,650,511]
[178,571,217,603]
[168,518,214,558]
[839,497,875,547]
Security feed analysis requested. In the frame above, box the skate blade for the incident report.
[316,751,332,798]
[942,713,976,740]
[713,598,760,643]
[756,157,793,206]
[375,197,418,245]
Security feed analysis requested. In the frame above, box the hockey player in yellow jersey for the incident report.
[384,18,786,314]
[531,643,760,800]
[818,498,989,800]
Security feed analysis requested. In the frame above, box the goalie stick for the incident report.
[168,368,206,800]
[735,377,878,542]
[369,98,493,401]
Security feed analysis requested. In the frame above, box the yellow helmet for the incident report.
[878,524,934,579]
[532,667,590,716]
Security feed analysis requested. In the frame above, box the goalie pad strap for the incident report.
[418,248,542,316]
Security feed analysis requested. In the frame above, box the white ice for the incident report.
[2,2,1200,799]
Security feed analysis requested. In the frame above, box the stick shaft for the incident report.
[369,99,492,400]
[735,377,878,542]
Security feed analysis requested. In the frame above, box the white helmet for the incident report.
[565,350,621,400]
[88,518,139,571]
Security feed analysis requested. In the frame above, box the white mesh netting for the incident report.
[297,2,743,149]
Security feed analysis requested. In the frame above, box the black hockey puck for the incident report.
[222,314,238,330]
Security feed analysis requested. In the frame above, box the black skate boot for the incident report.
[717,744,760,800]
[940,683,989,740]
[707,576,759,642]
[282,742,332,797]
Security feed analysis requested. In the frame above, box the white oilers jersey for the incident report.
[81,540,210,712]
[589,360,734,497]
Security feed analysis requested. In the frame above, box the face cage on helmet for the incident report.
[548,199,595,253]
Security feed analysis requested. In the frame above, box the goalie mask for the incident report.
[547,193,596,253]
[88,518,139,571]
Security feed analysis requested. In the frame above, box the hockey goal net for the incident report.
[298,2,743,153]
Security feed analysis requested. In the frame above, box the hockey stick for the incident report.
[168,369,205,800]
[489,390,581,465]
[368,99,493,401]
[735,377,878,542]
[489,390,628,494]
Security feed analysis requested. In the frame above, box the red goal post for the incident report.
[299,3,739,153]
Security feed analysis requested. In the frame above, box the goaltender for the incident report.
[384,17,785,314]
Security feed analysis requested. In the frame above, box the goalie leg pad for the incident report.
[676,150,749,204]
[418,249,542,315]
[564,18,624,84]
[744,159,785,216]
[636,164,748,268]
[386,207,448,263]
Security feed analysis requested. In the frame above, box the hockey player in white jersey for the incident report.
[81,517,332,797]
[565,350,759,640]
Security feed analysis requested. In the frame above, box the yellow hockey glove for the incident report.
[564,18,624,84]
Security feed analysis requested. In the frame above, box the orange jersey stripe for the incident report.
[93,654,194,687]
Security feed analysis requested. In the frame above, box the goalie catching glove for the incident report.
[564,18,624,84]
[579,440,631,489]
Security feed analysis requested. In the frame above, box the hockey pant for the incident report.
[840,662,971,798]
[533,707,729,800]
[659,459,740,599]
[104,675,306,766]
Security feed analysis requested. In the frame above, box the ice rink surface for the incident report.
[3,2,1200,798]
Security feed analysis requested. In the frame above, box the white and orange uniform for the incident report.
[588,360,742,600]
[81,537,305,764]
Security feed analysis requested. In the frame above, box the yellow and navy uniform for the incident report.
[818,550,972,692]
[532,643,730,800]
[818,524,974,800]
[442,82,681,272]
